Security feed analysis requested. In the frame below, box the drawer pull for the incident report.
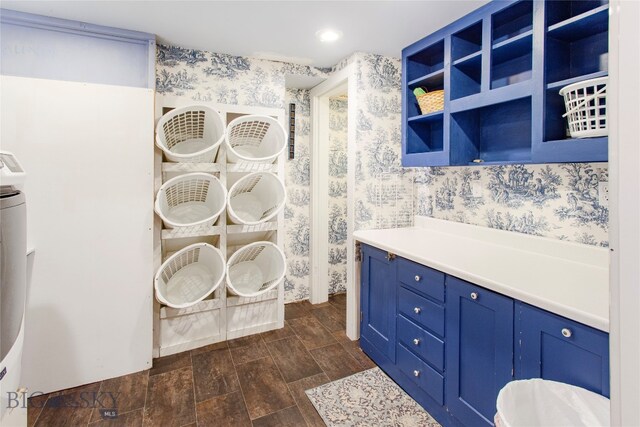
[387,252,396,261]
[470,292,478,300]
[561,328,572,338]
[414,307,421,314]
[414,275,421,282]
[413,338,421,346]
[413,370,420,377]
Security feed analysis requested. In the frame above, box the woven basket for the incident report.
[417,90,445,114]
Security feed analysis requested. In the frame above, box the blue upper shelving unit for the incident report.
[401,0,609,167]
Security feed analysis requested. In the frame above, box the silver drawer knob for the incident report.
[470,292,478,300]
[413,338,421,346]
[415,275,421,282]
[414,307,421,314]
[561,328,572,338]
[413,370,420,377]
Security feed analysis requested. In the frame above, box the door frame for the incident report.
[608,0,640,424]
[309,64,359,338]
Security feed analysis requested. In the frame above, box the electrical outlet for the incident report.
[598,181,609,206]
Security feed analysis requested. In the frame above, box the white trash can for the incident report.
[495,379,610,427]
[225,115,286,163]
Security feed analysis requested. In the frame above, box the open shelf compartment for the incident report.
[450,96,532,165]
[545,1,608,85]
[406,40,445,82]
[407,115,444,155]
[451,52,481,100]
[452,21,483,61]
[492,0,533,44]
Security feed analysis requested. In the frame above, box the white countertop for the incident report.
[354,217,610,332]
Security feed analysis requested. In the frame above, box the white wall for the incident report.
[1,76,154,393]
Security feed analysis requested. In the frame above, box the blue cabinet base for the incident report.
[360,336,463,427]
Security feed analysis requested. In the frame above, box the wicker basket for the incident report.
[416,90,445,115]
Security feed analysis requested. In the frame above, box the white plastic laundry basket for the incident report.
[155,173,227,228]
[226,241,286,297]
[156,105,225,163]
[227,172,286,225]
[559,76,608,138]
[155,243,226,308]
[225,115,287,163]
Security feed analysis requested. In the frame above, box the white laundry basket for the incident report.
[559,76,608,138]
[225,115,287,163]
[226,241,286,297]
[156,105,225,163]
[155,173,227,228]
[155,243,226,308]
[227,172,286,225]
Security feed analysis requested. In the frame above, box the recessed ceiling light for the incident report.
[316,28,343,43]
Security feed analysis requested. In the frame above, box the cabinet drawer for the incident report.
[397,343,444,405]
[398,286,445,337]
[397,314,444,372]
[398,258,445,302]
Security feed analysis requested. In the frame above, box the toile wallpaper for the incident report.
[156,44,609,304]
[328,96,348,294]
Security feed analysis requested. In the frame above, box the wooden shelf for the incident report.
[546,71,608,90]
[161,225,223,240]
[162,162,221,173]
[407,69,444,89]
[492,29,533,52]
[408,111,444,124]
[547,4,609,41]
[452,50,481,67]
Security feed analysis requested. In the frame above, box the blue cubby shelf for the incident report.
[402,0,609,167]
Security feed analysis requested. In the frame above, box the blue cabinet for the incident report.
[360,244,397,363]
[515,302,610,397]
[358,244,610,427]
[402,0,609,167]
[445,277,514,426]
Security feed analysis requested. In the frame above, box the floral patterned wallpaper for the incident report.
[328,96,348,294]
[337,52,609,246]
[156,44,609,305]
[284,88,312,302]
[155,44,326,302]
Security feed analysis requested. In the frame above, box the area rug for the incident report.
[305,367,441,427]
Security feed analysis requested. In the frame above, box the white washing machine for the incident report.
[0,152,28,426]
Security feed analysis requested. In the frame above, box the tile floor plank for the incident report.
[288,317,337,350]
[287,373,330,427]
[148,352,191,377]
[310,343,365,381]
[191,346,239,403]
[251,405,308,427]
[143,367,196,427]
[34,382,101,427]
[195,391,251,427]
[311,305,346,332]
[260,322,296,343]
[88,371,148,423]
[88,408,143,426]
[235,357,296,419]
[266,336,322,383]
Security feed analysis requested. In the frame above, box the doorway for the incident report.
[309,64,359,339]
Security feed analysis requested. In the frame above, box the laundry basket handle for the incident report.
[561,85,607,118]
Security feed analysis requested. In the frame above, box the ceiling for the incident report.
[1,1,489,69]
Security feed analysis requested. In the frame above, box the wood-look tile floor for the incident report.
[28,293,376,427]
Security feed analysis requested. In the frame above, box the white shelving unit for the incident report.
[153,97,286,356]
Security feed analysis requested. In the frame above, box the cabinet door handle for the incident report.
[387,252,396,261]
[414,275,421,282]
[413,370,420,377]
[414,307,421,314]
[470,292,478,300]
[561,328,572,338]
[413,338,421,346]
